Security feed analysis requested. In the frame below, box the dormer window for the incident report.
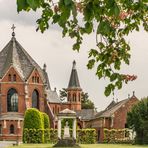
[8,74,11,81]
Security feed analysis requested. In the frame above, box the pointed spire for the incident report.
[68,60,81,89]
[72,60,76,69]
[11,24,16,37]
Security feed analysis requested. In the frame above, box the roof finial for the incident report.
[133,91,135,96]
[72,60,76,69]
[11,24,16,37]
[43,63,47,71]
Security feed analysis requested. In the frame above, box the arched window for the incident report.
[37,77,39,83]
[32,90,39,109]
[79,93,81,102]
[7,88,18,112]
[13,74,16,81]
[73,93,76,102]
[10,124,14,134]
[32,76,34,82]
[8,74,11,81]
[0,124,2,134]
[68,93,71,102]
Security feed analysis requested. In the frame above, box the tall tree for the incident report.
[81,92,95,109]
[16,0,147,96]
[127,97,148,144]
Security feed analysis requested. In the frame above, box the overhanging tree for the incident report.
[127,97,148,144]
[16,0,147,96]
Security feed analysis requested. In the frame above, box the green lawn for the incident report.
[8,144,148,148]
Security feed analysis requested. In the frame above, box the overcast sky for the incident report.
[0,0,148,111]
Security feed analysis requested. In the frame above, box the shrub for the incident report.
[127,97,148,144]
[23,129,44,143]
[23,108,43,129]
[103,128,133,144]
[42,112,50,129]
[23,108,44,143]
[77,129,96,144]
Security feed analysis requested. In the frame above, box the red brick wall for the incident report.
[113,97,139,129]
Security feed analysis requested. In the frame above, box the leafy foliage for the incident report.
[16,0,147,96]
[61,118,73,129]
[127,97,148,144]
[23,109,50,143]
[42,112,50,129]
[23,129,50,143]
[104,128,133,144]
[81,92,95,109]
[23,108,43,129]
[49,128,96,144]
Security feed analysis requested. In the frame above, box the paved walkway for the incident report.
[0,141,16,148]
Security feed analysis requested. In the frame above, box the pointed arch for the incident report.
[32,89,39,109]
[10,124,15,134]
[7,88,18,112]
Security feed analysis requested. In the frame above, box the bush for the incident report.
[127,97,148,144]
[42,112,50,129]
[23,108,43,129]
[103,128,133,144]
[23,108,44,143]
[77,129,96,144]
[23,129,44,143]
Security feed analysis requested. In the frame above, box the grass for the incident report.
[8,143,148,148]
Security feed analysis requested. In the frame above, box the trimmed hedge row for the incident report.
[104,128,133,144]
[23,128,96,144]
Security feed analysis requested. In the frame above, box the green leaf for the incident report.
[105,85,111,96]
[26,0,41,11]
[17,0,29,12]
[110,73,118,82]
[97,20,112,36]
[64,0,72,6]
[116,81,122,89]
[85,22,93,34]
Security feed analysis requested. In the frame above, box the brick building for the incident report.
[0,28,139,142]
[0,30,82,141]
[89,93,139,142]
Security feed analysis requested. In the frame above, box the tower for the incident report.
[67,60,82,110]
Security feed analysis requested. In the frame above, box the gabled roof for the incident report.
[68,60,81,89]
[0,36,50,88]
[95,95,138,118]
[46,89,61,103]
[76,109,97,121]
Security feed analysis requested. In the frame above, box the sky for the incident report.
[0,0,148,111]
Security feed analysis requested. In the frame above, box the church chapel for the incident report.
[0,26,139,142]
[0,26,82,141]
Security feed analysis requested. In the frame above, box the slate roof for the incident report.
[68,60,81,89]
[76,109,96,121]
[95,98,130,118]
[46,89,61,103]
[0,36,50,88]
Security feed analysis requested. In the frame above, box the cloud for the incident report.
[0,0,41,26]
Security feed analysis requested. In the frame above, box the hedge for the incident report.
[104,128,133,144]
[23,128,96,144]
[42,112,50,129]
